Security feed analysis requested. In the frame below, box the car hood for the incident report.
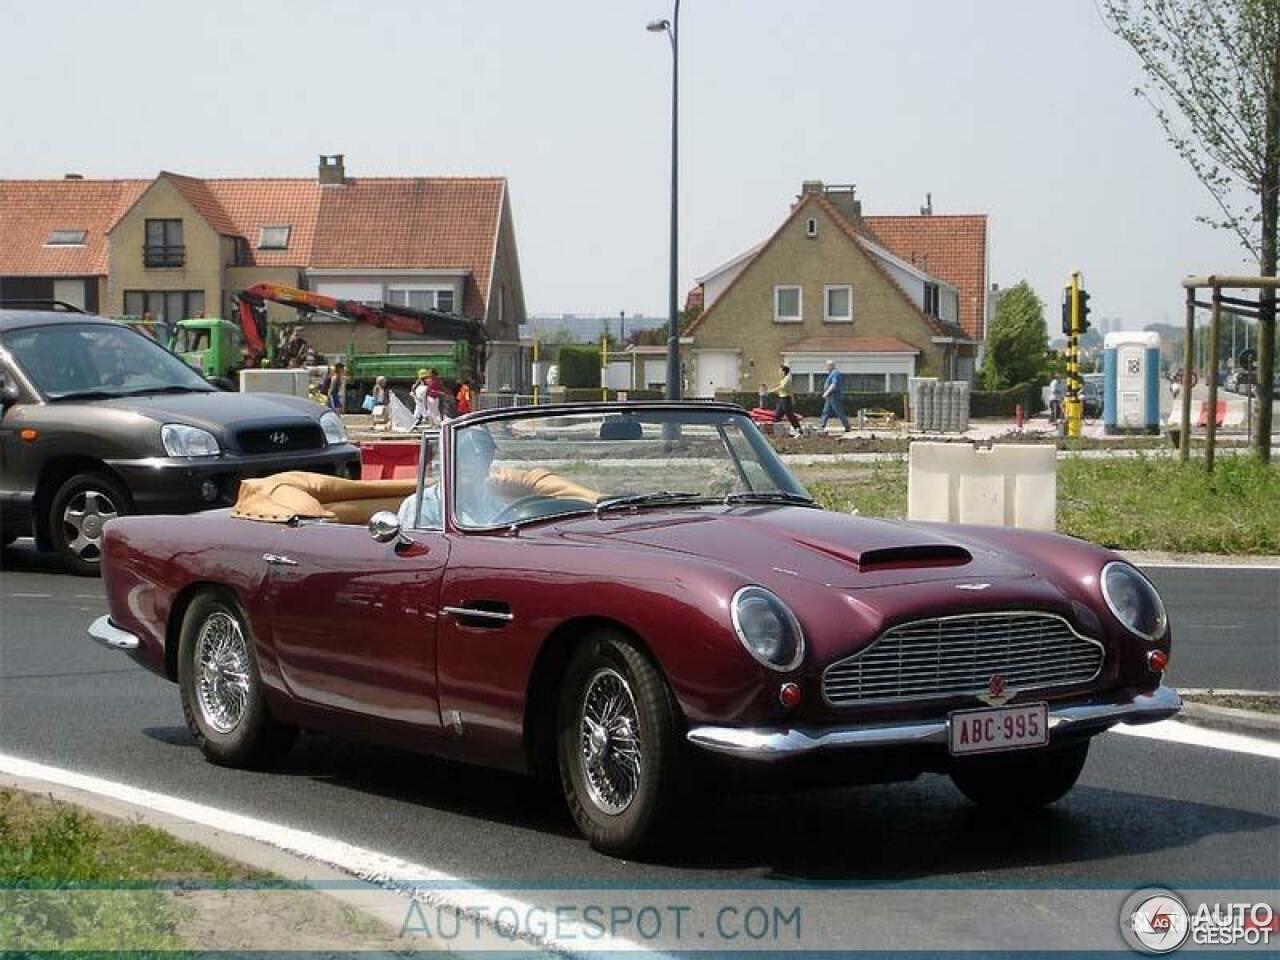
[92,391,322,434]
[557,506,1032,590]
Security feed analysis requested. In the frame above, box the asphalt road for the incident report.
[2,543,1278,950]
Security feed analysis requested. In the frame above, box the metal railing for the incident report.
[143,244,185,268]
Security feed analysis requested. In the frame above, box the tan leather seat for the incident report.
[233,472,418,525]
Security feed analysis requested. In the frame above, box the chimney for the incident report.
[64,173,84,180]
[819,183,862,222]
[318,154,346,185]
[920,192,933,216]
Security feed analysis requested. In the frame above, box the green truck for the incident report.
[345,341,478,384]
[122,316,246,380]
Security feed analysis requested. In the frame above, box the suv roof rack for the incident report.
[0,299,87,314]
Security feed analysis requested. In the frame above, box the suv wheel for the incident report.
[49,471,129,576]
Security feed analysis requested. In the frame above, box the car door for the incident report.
[264,520,450,731]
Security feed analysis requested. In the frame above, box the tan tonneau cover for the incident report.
[232,472,417,524]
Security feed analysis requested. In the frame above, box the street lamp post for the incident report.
[648,1,680,400]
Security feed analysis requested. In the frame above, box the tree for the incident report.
[1102,0,1280,460]
[979,281,1050,389]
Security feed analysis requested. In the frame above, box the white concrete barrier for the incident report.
[239,368,309,397]
[908,442,1057,530]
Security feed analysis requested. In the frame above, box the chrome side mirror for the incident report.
[0,374,18,409]
[368,510,411,545]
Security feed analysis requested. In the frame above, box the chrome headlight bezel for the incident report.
[730,585,805,672]
[319,410,349,445]
[1100,561,1168,642]
[161,423,220,458]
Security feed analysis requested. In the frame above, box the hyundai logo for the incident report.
[269,430,289,446]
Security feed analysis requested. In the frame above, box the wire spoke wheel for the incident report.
[579,667,643,815]
[194,611,251,734]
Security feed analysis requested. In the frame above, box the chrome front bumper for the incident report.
[88,615,140,651]
[686,685,1182,761]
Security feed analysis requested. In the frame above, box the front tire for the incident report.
[178,590,296,767]
[950,739,1090,812]
[49,471,130,576]
[557,632,683,857]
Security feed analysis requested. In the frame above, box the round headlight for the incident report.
[161,423,220,457]
[731,586,804,671]
[319,410,348,445]
[1101,561,1168,641]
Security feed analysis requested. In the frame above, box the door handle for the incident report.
[262,553,298,566]
[442,604,514,625]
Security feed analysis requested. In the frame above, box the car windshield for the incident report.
[2,322,213,400]
[448,407,812,530]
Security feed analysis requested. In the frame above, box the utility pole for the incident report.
[1061,271,1091,437]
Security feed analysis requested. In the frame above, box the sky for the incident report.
[0,0,1256,332]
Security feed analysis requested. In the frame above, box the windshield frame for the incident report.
[439,402,809,535]
[0,318,215,402]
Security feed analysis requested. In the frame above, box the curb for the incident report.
[0,771,443,955]
[1176,701,1280,743]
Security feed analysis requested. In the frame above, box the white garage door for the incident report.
[695,350,739,397]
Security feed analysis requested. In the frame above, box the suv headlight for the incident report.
[161,424,220,457]
[319,411,348,445]
[1101,561,1168,641]
[731,586,805,671]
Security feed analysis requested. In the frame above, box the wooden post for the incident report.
[1180,288,1195,461]
[1205,286,1222,472]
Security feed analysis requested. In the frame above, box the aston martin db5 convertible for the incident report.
[90,402,1180,855]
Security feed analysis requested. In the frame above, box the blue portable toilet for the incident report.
[1103,331,1161,435]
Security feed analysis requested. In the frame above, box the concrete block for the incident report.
[908,442,1057,530]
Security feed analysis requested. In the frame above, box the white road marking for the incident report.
[0,752,654,956]
[8,593,51,599]
[1111,719,1280,759]
[1129,560,1280,571]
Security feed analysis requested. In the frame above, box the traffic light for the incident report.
[1078,287,1091,334]
[1062,287,1072,335]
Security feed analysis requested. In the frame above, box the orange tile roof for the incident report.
[784,336,922,354]
[0,173,506,318]
[863,214,987,339]
[0,179,147,276]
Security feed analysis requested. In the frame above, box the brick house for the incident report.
[683,182,986,397]
[0,156,527,389]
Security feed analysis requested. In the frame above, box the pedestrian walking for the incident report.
[1048,376,1064,424]
[412,368,430,425]
[773,364,803,436]
[326,362,347,412]
[455,379,473,416]
[819,360,851,432]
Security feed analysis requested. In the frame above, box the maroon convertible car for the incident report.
[90,402,1180,855]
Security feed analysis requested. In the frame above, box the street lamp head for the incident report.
[646,18,670,32]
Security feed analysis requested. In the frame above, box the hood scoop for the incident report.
[796,536,972,571]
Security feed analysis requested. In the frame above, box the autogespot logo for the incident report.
[1122,888,1191,954]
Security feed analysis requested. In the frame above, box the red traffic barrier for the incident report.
[358,441,422,480]
[1195,400,1227,428]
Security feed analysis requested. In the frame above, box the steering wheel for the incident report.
[490,495,594,526]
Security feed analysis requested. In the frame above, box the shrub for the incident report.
[556,346,601,389]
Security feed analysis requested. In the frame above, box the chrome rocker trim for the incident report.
[686,684,1182,761]
[88,615,141,651]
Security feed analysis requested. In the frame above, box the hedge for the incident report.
[970,381,1044,418]
[557,346,601,389]
[560,388,665,402]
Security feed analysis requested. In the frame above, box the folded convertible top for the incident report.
[232,471,418,524]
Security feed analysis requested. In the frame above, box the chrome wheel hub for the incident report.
[579,668,642,815]
[194,612,251,734]
[62,489,118,561]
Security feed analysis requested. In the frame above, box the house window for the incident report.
[773,285,802,323]
[123,289,205,323]
[806,218,817,238]
[388,286,456,314]
[257,225,291,250]
[47,229,86,246]
[887,373,908,393]
[824,284,852,323]
[143,219,184,267]
[923,282,940,318]
[849,373,887,392]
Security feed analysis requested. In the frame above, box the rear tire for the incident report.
[48,471,130,576]
[178,590,296,767]
[950,739,1090,811]
[557,631,683,858]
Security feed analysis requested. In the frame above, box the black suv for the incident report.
[0,310,360,574]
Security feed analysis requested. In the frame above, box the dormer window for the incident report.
[47,229,86,246]
[257,225,291,250]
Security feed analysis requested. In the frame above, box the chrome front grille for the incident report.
[822,612,1104,706]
